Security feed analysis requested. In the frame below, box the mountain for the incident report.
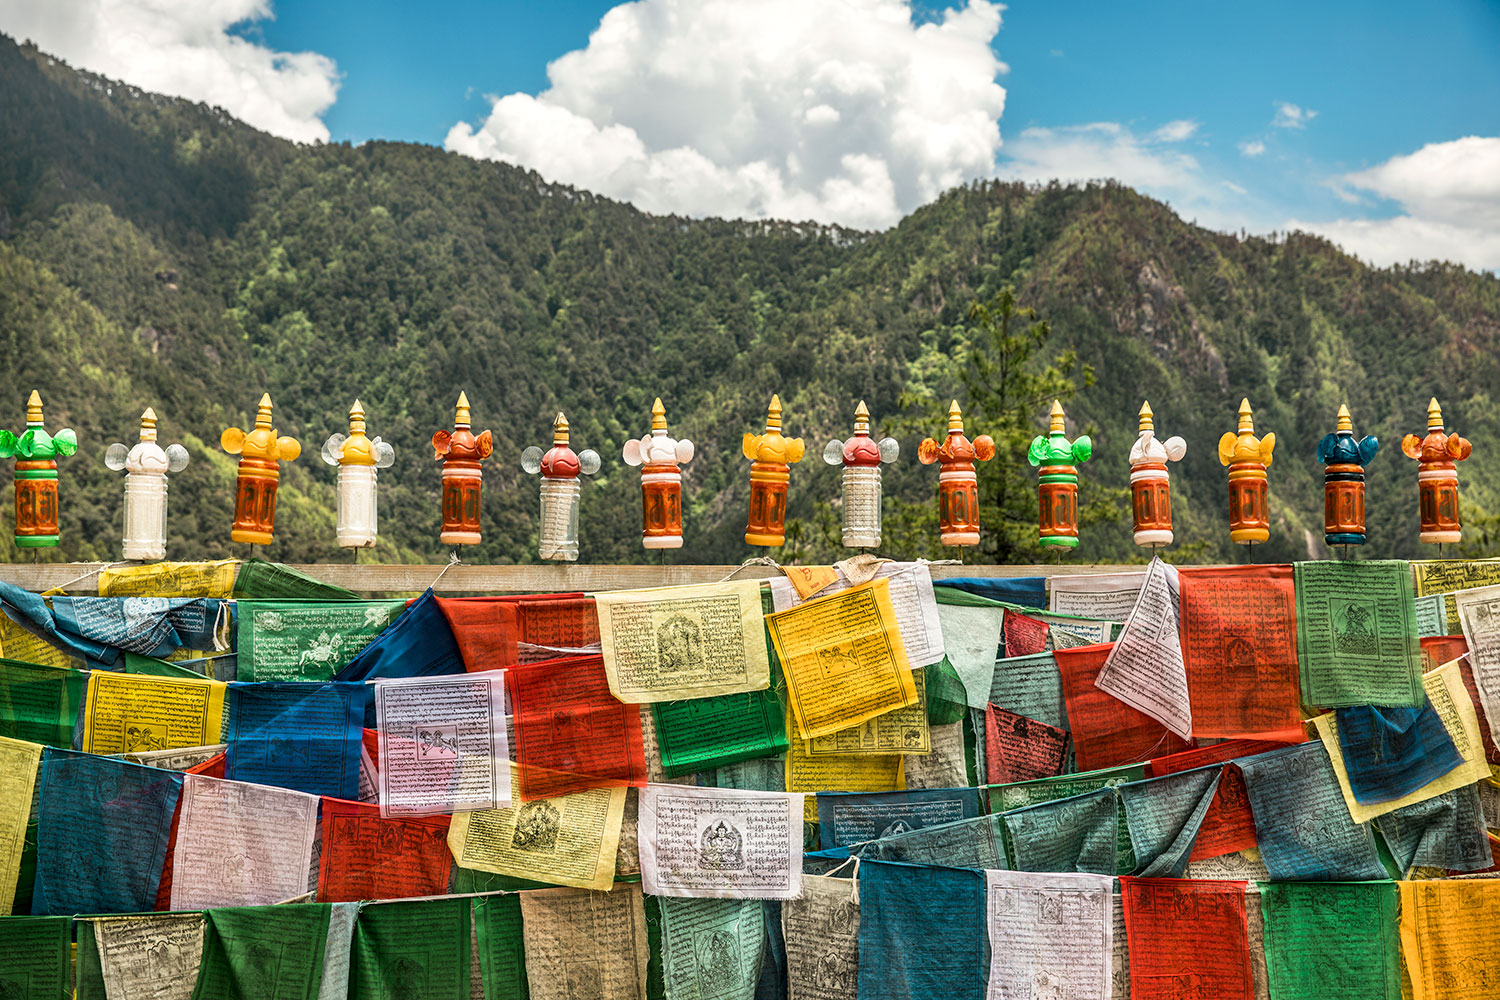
[2,34,1498,568]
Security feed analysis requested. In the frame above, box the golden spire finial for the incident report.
[947,400,963,433]
[651,397,667,431]
[140,407,158,442]
[455,391,471,427]
[854,400,870,433]
[1336,403,1352,433]
[1237,397,1254,434]
[1049,399,1066,434]
[1138,400,1154,434]
[1427,396,1443,429]
[349,399,366,435]
[255,393,274,429]
[25,390,42,425]
[765,394,783,432]
[553,411,570,446]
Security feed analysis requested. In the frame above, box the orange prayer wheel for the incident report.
[1217,397,1275,546]
[918,401,995,547]
[220,393,300,546]
[623,398,694,549]
[432,392,493,547]
[1128,401,1186,548]
[1402,397,1472,545]
[742,394,804,547]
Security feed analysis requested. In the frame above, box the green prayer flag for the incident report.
[473,895,530,1000]
[193,904,333,1000]
[237,601,405,681]
[234,560,358,601]
[352,897,470,1000]
[0,657,83,748]
[1258,880,1401,1000]
[658,897,766,1000]
[124,652,206,679]
[652,690,787,778]
[1294,560,1423,708]
[0,915,70,1000]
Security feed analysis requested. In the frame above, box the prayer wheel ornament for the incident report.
[522,412,600,561]
[105,408,189,561]
[322,400,395,549]
[431,392,493,547]
[917,401,995,547]
[1402,397,1472,545]
[741,394,805,547]
[221,394,301,546]
[622,398,694,550]
[0,391,77,548]
[823,401,899,548]
[1027,400,1092,549]
[1128,401,1186,548]
[1317,404,1379,547]
[1217,397,1276,546]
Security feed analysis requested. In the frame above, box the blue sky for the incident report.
[4,0,1498,266]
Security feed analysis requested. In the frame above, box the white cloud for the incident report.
[1152,119,1198,143]
[1272,102,1317,129]
[444,0,1007,230]
[1239,139,1266,157]
[1289,136,1500,270]
[0,0,339,142]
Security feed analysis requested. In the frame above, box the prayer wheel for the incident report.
[322,400,395,549]
[822,400,899,548]
[522,412,600,561]
[0,391,77,548]
[623,398,694,549]
[221,393,300,546]
[742,394,804,547]
[1027,400,1092,549]
[1317,404,1378,546]
[917,401,995,547]
[105,408,189,561]
[1128,401,1186,548]
[1402,397,1472,545]
[1217,397,1276,546]
[431,392,492,547]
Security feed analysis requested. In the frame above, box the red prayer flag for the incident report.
[1054,643,1190,772]
[508,653,646,801]
[154,751,226,910]
[1420,635,1468,673]
[1121,876,1253,1000]
[438,594,599,671]
[1146,739,1292,861]
[317,798,451,902]
[1003,609,1051,658]
[984,704,1070,784]
[1177,565,1303,740]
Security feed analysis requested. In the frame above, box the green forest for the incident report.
[2,35,1498,567]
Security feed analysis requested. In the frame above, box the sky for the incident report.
[1,0,1497,269]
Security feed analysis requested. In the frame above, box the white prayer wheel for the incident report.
[105,408,189,562]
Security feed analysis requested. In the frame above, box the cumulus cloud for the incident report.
[1152,119,1199,142]
[1271,102,1316,129]
[1289,136,1500,270]
[444,0,1007,230]
[0,0,339,142]
[1239,139,1266,157]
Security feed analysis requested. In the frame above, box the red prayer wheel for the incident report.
[432,391,493,547]
[919,401,995,547]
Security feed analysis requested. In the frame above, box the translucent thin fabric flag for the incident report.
[317,798,452,903]
[509,654,647,801]
[1121,877,1253,1000]
[225,681,366,799]
[1333,701,1464,804]
[1054,643,1189,772]
[856,859,987,1000]
[352,897,471,1000]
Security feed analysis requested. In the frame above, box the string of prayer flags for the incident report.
[81,670,225,754]
[594,580,771,703]
[1177,564,1304,740]
[815,787,981,850]
[984,870,1113,1000]
[237,600,403,681]
[782,874,859,1000]
[33,749,182,915]
[766,579,918,741]
[195,903,337,1000]
[1094,555,1192,739]
[335,590,465,688]
[999,786,1120,875]
[1054,643,1189,772]
[508,654,647,801]
[856,860,986,1000]
[1333,701,1464,804]
[474,894,530,1000]
[371,671,509,816]
[518,886,650,1000]
[983,704,1069,784]
[0,915,71,1000]
[1237,742,1386,881]
[1310,659,1492,823]
[447,762,626,891]
[316,798,451,903]
[168,772,318,910]
[352,897,470,1000]
[639,784,803,899]
[1373,785,1492,873]
[0,737,40,916]
[1294,560,1424,707]
[225,681,366,799]
[1257,880,1401,1000]
[659,897,767,1000]
[1145,739,1294,861]
[1121,877,1254,1000]
[858,814,1010,869]
[1398,879,1500,1000]
[1117,765,1223,877]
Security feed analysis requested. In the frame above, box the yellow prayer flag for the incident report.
[0,735,42,916]
[0,616,71,669]
[785,707,905,821]
[766,578,917,740]
[96,560,239,598]
[81,671,226,754]
[781,565,840,600]
[1399,879,1500,1000]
